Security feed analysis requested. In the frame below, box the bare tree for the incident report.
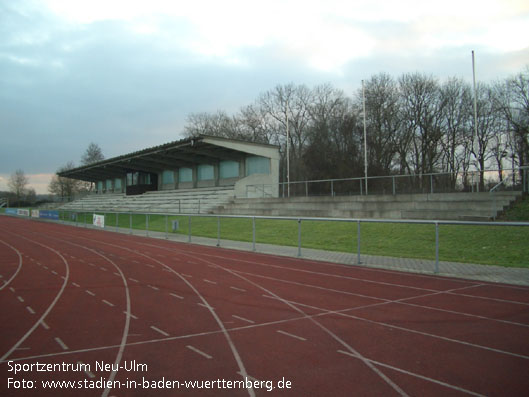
[471,83,504,189]
[8,169,29,205]
[495,68,529,185]
[81,143,104,165]
[361,74,401,175]
[399,73,444,177]
[48,162,85,201]
[439,78,473,189]
[257,83,314,181]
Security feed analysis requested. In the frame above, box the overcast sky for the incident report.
[1,0,528,194]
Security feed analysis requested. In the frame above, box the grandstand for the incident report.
[58,135,279,213]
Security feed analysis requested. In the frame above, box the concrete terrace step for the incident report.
[59,187,235,214]
[214,191,522,220]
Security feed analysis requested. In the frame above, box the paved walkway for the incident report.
[85,221,529,287]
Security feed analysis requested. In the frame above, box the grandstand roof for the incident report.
[58,135,279,182]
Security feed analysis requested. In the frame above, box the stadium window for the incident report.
[179,167,193,183]
[197,164,214,181]
[162,170,174,184]
[138,173,150,185]
[114,178,122,190]
[106,179,113,191]
[126,173,133,186]
[219,160,239,179]
[246,156,270,176]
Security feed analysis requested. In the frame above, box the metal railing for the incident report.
[43,209,529,276]
[246,167,529,198]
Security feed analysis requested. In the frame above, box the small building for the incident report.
[58,135,280,198]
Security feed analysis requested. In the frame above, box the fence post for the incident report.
[359,179,363,195]
[331,180,334,197]
[217,216,221,247]
[435,222,439,274]
[305,181,308,197]
[430,174,434,194]
[357,220,361,264]
[188,216,191,243]
[392,176,396,195]
[297,219,302,257]
[252,217,256,252]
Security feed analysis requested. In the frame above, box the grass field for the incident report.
[2,204,528,268]
[56,210,529,268]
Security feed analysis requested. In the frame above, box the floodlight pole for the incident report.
[472,50,479,191]
[286,97,290,198]
[362,80,368,195]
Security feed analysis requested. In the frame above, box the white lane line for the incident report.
[55,337,69,351]
[129,278,139,283]
[100,267,108,271]
[276,330,306,341]
[0,235,71,364]
[337,350,485,397]
[9,287,15,293]
[17,296,25,303]
[78,361,95,378]
[230,286,246,292]
[203,279,217,285]
[197,303,214,309]
[51,270,58,275]
[102,300,115,307]
[0,240,23,291]
[72,282,80,288]
[43,265,48,269]
[237,371,260,383]
[145,264,155,268]
[182,274,192,278]
[26,306,36,314]
[232,315,255,324]
[186,345,212,359]
[85,290,96,296]
[88,263,95,267]
[113,272,120,277]
[169,293,184,299]
[147,285,159,291]
[40,321,50,330]
[123,311,138,320]
[150,326,169,337]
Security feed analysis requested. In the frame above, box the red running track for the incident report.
[1,215,528,396]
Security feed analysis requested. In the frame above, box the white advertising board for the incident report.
[93,214,105,228]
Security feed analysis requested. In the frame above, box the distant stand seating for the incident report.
[59,187,235,214]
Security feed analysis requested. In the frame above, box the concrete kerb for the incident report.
[46,215,529,287]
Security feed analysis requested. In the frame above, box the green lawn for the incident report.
[57,210,529,268]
